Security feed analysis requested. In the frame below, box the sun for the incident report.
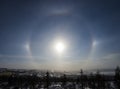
[55,42,65,53]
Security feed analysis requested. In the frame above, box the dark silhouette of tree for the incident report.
[94,70,106,89]
[88,72,96,89]
[95,70,101,89]
[45,71,50,88]
[80,69,85,89]
[76,76,80,84]
[13,86,19,89]
[62,73,67,88]
[114,66,120,89]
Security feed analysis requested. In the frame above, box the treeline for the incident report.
[0,66,120,89]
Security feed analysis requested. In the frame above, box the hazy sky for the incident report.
[0,0,120,71]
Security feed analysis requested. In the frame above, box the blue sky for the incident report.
[0,0,120,71]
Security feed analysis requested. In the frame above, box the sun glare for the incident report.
[55,42,65,53]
